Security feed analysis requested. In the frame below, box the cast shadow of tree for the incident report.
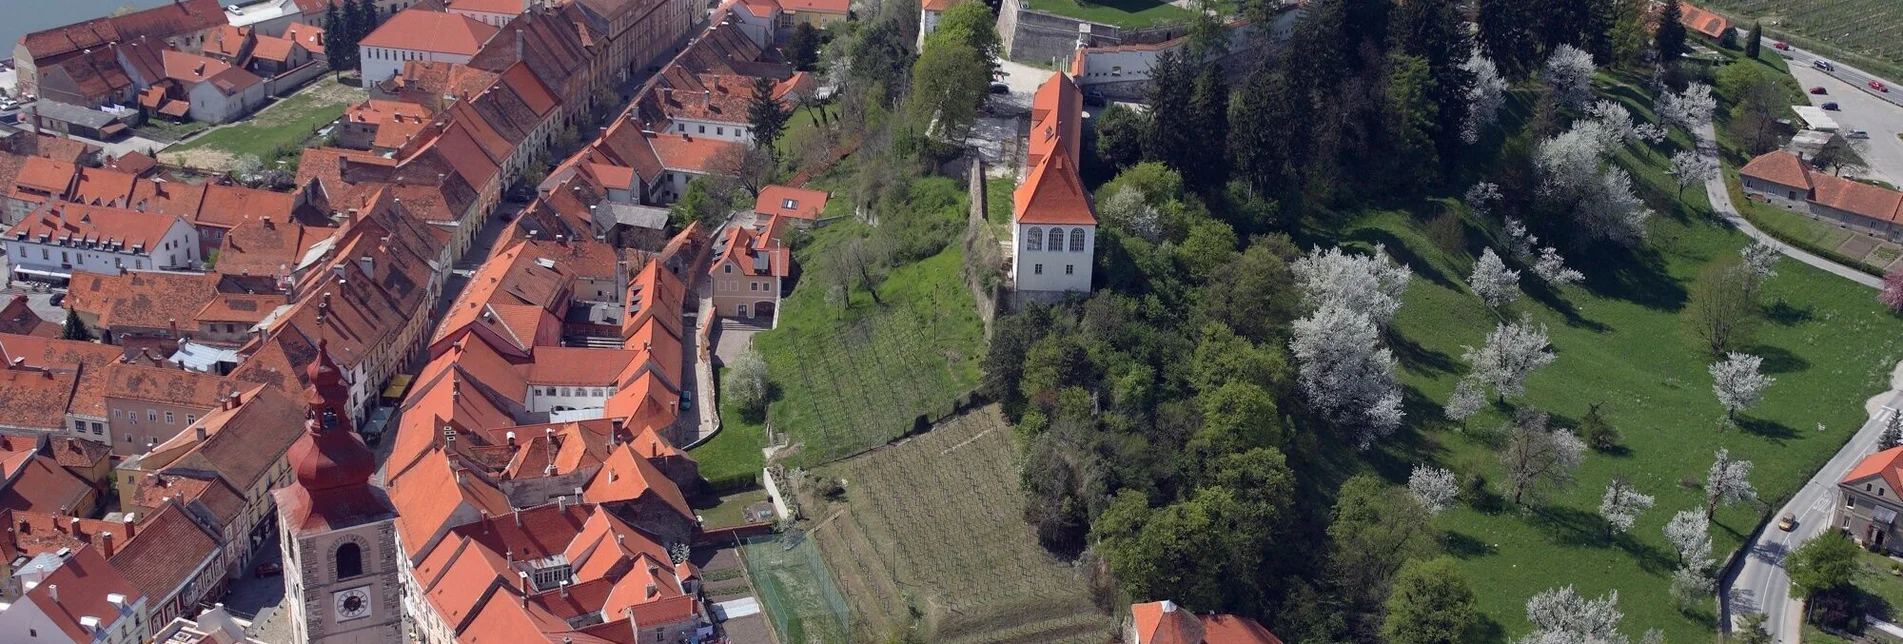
[1444,531,1496,558]
[1736,416,1799,444]
[1522,277,1612,333]
[1764,297,1815,326]
[1742,343,1811,375]
[1576,243,1689,312]
[1390,332,1462,377]
[1345,227,1457,290]
[1525,505,1680,574]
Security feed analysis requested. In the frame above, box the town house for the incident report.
[1837,446,1903,552]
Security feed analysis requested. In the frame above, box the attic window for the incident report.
[781,199,797,210]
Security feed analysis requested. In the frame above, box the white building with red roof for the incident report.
[3,203,199,281]
[0,545,148,644]
[357,9,501,89]
[1012,73,1095,295]
[1837,445,1903,551]
[1126,600,1282,644]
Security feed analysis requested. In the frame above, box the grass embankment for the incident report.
[808,407,1113,643]
[1016,0,1191,29]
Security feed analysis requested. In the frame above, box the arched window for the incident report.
[1047,228,1064,251]
[1069,228,1086,252]
[335,542,362,579]
[1025,227,1042,251]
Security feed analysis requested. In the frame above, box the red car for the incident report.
[1872,79,1889,92]
[1773,41,1790,50]
[255,563,282,577]
[1809,86,1828,95]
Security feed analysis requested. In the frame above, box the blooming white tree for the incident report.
[1710,353,1774,428]
[1467,182,1504,217]
[1668,149,1720,197]
[1502,411,1587,505]
[1290,303,1405,448]
[725,348,770,414]
[1098,187,1162,242]
[1462,52,1508,144]
[1544,45,1598,109]
[1664,510,1712,568]
[1633,123,1668,147]
[1658,82,1717,133]
[1471,248,1521,309]
[1534,246,1587,286]
[1445,376,1486,424]
[1589,100,1636,147]
[1670,565,1714,611]
[1410,465,1459,515]
[1505,217,1537,260]
[1640,628,1666,644]
[1741,239,1781,281]
[1599,479,1655,535]
[1538,125,1652,246]
[1518,586,1627,644]
[1706,448,1758,519]
[1462,317,1556,401]
[1291,245,1413,328]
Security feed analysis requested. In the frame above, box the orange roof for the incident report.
[196,183,295,229]
[583,443,692,520]
[520,346,637,385]
[1845,446,1903,494]
[204,24,252,60]
[1811,174,1903,223]
[1677,3,1731,39]
[69,167,139,207]
[161,49,233,84]
[451,0,531,14]
[737,0,780,15]
[646,132,744,175]
[0,295,56,338]
[922,0,959,10]
[0,454,94,514]
[754,185,828,220]
[1200,614,1283,644]
[194,293,287,325]
[585,163,635,190]
[19,546,142,643]
[1027,72,1083,170]
[0,332,125,418]
[15,157,78,195]
[0,368,79,431]
[283,23,326,55]
[360,9,501,56]
[5,204,190,258]
[1013,149,1095,225]
[250,35,296,63]
[779,0,847,13]
[1131,601,1202,644]
[1742,152,1813,191]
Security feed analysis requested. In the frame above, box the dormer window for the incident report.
[782,198,797,210]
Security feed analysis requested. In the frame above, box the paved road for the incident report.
[1722,389,1903,641]
[1784,63,1903,187]
[1769,40,1903,110]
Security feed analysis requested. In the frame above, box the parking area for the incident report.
[1789,59,1903,186]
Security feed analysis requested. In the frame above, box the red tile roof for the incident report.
[1740,151,1812,191]
[16,156,79,195]
[108,502,219,606]
[0,295,56,338]
[162,49,234,85]
[361,9,501,56]
[1677,3,1731,39]
[1131,601,1202,644]
[647,132,744,175]
[1013,148,1095,225]
[0,454,95,514]
[754,185,828,220]
[47,436,109,470]
[196,183,296,229]
[102,362,234,409]
[583,443,691,520]
[779,0,848,13]
[0,367,79,431]
[1845,446,1903,495]
[20,546,142,643]
[283,23,327,56]
[1810,173,1903,223]
[70,271,222,332]
[69,167,139,207]
[0,332,126,418]
[4,204,191,259]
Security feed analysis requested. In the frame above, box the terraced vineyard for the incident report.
[808,408,1114,643]
[1702,0,1903,79]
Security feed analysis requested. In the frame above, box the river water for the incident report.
[1,0,244,62]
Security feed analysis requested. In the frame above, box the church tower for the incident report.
[274,340,405,644]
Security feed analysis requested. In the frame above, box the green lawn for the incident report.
[689,379,767,491]
[1016,0,1191,29]
[164,83,362,169]
[1347,145,1903,640]
[1698,0,1903,88]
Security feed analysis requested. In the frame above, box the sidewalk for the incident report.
[1697,123,1883,289]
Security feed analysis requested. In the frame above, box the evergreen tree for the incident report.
[1096,103,1148,170]
[1388,0,1473,160]
[1477,0,1540,78]
[60,308,90,342]
[1229,66,1296,196]
[1656,0,1688,63]
[1882,409,1903,452]
[324,2,347,72]
[1541,0,1595,55]
[1143,50,1198,176]
[786,23,822,71]
[1184,65,1231,194]
[748,76,789,148]
[1383,54,1440,190]
[1745,22,1763,59]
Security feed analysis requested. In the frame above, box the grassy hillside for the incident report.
[807,407,1114,643]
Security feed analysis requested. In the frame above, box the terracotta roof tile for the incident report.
[583,443,690,520]
[0,332,124,418]
[103,362,233,409]
[47,436,110,469]
[0,295,56,337]
[107,503,219,606]
[646,132,744,175]
[1810,173,1903,223]
[778,0,847,12]
[9,510,122,558]
[196,183,295,229]
[76,270,222,331]
[21,546,142,643]
[361,9,500,56]
[4,204,192,261]
[69,167,139,207]
[1013,149,1094,225]
[1740,151,1812,191]
[0,455,94,514]
[0,367,79,431]
[754,185,828,220]
[16,156,78,195]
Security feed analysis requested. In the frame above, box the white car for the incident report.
[1849,129,1871,139]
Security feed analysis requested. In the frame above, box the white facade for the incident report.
[917,8,945,50]
[6,221,199,278]
[448,8,522,27]
[1011,222,1093,292]
[187,78,269,124]
[359,46,477,89]
[733,4,778,48]
[667,118,752,143]
[522,384,616,415]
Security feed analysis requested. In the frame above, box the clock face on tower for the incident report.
[333,586,372,622]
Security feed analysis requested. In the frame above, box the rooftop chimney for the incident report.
[123,513,135,539]
[48,584,57,602]
[360,255,374,275]
[195,425,207,441]
[513,508,522,528]
[100,530,114,558]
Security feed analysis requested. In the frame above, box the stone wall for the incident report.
[961,156,1005,338]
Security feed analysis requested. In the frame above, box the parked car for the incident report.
[1815,59,1836,71]
[1809,86,1828,95]
[680,390,693,411]
[255,563,283,577]
[1849,129,1871,139]
[988,82,1010,95]
[1773,41,1789,50]
[1778,513,1796,531]
[1872,79,1890,92]
[1823,102,1841,110]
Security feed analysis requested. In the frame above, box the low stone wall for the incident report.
[961,156,1005,338]
[265,60,329,98]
